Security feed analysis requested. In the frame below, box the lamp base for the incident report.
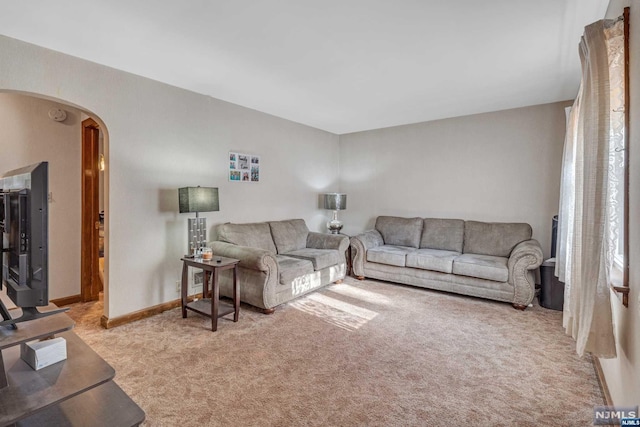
[327,220,343,234]
[327,210,343,234]
[188,217,207,255]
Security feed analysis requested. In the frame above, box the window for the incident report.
[609,7,630,306]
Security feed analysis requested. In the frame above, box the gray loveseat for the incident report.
[350,216,543,309]
[210,219,348,313]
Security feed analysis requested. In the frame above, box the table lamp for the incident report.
[322,193,347,234]
[178,187,219,255]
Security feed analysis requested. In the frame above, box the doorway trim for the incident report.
[81,118,101,302]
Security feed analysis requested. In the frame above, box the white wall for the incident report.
[0,93,82,301]
[339,102,570,260]
[0,35,340,319]
[599,0,640,407]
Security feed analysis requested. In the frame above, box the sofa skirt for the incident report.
[216,262,346,310]
[362,261,515,304]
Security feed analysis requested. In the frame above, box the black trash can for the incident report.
[540,258,565,311]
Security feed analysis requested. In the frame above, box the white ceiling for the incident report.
[0,0,609,134]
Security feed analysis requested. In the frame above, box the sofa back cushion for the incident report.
[463,221,532,257]
[420,218,465,252]
[375,216,423,248]
[269,219,309,254]
[218,222,277,253]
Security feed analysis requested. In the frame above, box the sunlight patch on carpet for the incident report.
[290,292,378,331]
[291,271,322,296]
[325,283,390,305]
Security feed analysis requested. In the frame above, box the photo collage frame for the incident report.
[229,152,260,182]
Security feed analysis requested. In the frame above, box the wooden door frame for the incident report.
[81,118,101,302]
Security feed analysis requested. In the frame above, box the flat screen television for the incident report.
[0,162,65,328]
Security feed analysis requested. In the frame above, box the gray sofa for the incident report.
[210,219,349,312]
[350,216,544,309]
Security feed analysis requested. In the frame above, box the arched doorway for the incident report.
[0,90,110,324]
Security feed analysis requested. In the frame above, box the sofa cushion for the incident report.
[269,219,309,254]
[406,248,460,274]
[366,245,415,267]
[463,221,532,257]
[285,248,341,271]
[420,218,465,252]
[276,255,314,285]
[218,222,276,253]
[452,253,509,282]
[375,216,423,248]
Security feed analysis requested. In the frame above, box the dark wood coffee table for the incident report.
[180,256,240,331]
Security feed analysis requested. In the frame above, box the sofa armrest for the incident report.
[210,241,277,272]
[508,239,544,306]
[210,241,280,310]
[306,232,349,253]
[350,230,384,277]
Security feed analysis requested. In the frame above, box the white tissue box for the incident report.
[20,337,67,370]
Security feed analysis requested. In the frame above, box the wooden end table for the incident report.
[180,256,240,331]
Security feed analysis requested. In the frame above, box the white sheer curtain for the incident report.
[555,18,624,358]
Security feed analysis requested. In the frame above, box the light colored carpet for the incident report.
[67,277,603,427]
